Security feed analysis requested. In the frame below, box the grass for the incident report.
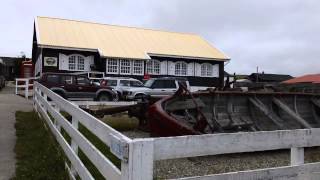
[13,111,69,180]
[59,111,138,179]
[101,114,139,131]
[13,109,139,179]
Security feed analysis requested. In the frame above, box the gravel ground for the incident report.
[119,130,320,179]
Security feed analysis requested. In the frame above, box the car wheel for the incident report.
[134,93,147,100]
[98,93,111,101]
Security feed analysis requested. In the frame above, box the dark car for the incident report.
[39,73,117,101]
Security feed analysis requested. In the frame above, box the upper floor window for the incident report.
[120,59,131,74]
[146,60,160,75]
[68,55,85,71]
[201,63,213,77]
[174,61,187,76]
[133,60,144,75]
[106,59,118,74]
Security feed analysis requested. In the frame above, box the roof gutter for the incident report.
[38,44,99,53]
[147,53,229,62]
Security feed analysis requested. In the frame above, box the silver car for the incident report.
[124,77,190,100]
[101,77,145,99]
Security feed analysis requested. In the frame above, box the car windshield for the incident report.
[144,79,154,88]
[130,80,144,87]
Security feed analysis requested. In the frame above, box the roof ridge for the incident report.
[37,16,198,36]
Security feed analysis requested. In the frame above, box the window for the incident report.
[106,59,119,74]
[76,76,90,85]
[106,80,117,86]
[151,80,165,89]
[175,61,187,76]
[62,76,74,85]
[77,57,84,70]
[68,55,85,71]
[130,80,144,87]
[120,59,131,74]
[47,75,60,83]
[146,60,160,75]
[133,60,144,75]
[68,56,76,70]
[164,80,176,88]
[201,63,213,77]
[119,80,130,87]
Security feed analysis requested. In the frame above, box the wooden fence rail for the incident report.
[33,81,320,180]
[15,77,38,98]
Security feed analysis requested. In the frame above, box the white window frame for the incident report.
[106,59,119,74]
[120,59,131,75]
[146,60,161,75]
[68,54,85,71]
[201,63,213,77]
[174,61,187,76]
[132,60,144,75]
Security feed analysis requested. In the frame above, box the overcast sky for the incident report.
[1,0,319,76]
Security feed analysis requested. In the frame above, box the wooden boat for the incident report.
[148,87,320,137]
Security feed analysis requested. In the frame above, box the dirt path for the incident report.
[0,86,33,180]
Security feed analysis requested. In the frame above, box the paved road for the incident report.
[0,86,33,180]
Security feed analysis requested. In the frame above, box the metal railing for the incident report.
[33,81,320,179]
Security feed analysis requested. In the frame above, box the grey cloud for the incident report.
[0,0,319,76]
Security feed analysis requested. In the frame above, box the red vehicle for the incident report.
[39,73,117,101]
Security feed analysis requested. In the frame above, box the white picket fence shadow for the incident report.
[15,77,38,98]
[34,81,320,180]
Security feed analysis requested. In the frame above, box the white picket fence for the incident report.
[15,77,38,98]
[33,81,320,180]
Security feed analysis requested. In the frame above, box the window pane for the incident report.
[120,60,131,74]
[76,77,89,85]
[106,80,117,86]
[107,59,118,73]
[47,75,59,83]
[175,62,187,76]
[146,60,160,75]
[152,80,165,88]
[201,63,213,77]
[62,76,74,84]
[133,60,143,75]
[120,80,130,86]
[77,56,84,70]
[130,80,143,87]
[69,56,76,70]
[164,80,176,88]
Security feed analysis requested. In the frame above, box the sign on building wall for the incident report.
[44,57,58,67]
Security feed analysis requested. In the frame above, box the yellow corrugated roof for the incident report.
[36,17,229,61]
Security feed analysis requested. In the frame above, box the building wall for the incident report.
[34,47,225,87]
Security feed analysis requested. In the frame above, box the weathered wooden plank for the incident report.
[153,129,320,160]
[35,82,131,146]
[176,162,320,180]
[291,147,304,166]
[72,101,136,107]
[249,97,285,129]
[121,139,154,180]
[272,98,312,128]
[36,92,122,180]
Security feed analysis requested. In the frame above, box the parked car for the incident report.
[39,73,117,101]
[100,77,145,99]
[124,77,190,100]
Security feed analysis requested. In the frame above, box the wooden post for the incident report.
[25,80,29,98]
[70,116,79,176]
[15,79,18,95]
[291,147,304,166]
[121,139,154,180]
